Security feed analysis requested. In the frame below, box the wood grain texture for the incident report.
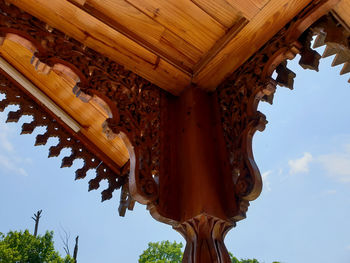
[125,0,226,53]
[225,0,260,19]
[251,0,271,8]
[0,38,130,166]
[84,0,203,70]
[69,0,86,6]
[193,0,313,90]
[190,0,242,28]
[9,0,191,95]
[193,17,248,74]
[333,0,350,28]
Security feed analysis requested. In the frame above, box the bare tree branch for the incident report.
[59,224,71,256]
[32,210,42,237]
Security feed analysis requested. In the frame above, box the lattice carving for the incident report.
[0,0,160,205]
[0,72,128,203]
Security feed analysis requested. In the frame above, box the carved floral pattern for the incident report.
[216,30,299,220]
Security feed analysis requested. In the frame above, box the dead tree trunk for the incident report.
[73,236,79,263]
[31,210,42,237]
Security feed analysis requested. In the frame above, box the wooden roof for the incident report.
[0,0,349,201]
[6,0,338,94]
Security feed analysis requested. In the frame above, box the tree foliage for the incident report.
[0,230,74,263]
[139,241,183,263]
[139,241,281,263]
[229,253,268,263]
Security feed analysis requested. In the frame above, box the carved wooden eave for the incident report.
[0,66,130,210]
[1,0,350,262]
[0,0,136,215]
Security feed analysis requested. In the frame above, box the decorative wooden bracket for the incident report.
[0,0,134,213]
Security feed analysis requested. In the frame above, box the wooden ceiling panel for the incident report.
[83,0,203,70]
[7,0,329,92]
[193,0,313,90]
[125,0,227,53]
[9,0,191,95]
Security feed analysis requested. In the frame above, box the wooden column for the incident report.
[158,86,237,222]
[157,86,238,261]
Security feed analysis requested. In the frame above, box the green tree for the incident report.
[139,241,281,263]
[240,259,260,263]
[230,253,281,263]
[0,230,74,263]
[139,241,183,263]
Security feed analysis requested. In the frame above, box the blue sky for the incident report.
[0,45,350,263]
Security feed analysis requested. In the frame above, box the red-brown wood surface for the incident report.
[0,1,347,262]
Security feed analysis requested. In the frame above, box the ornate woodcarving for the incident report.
[0,71,128,204]
[0,0,346,262]
[310,14,350,81]
[174,214,233,263]
[217,28,299,221]
[0,0,160,207]
[216,0,339,222]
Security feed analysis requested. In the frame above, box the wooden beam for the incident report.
[250,0,270,9]
[193,17,248,75]
[69,0,86,5]
[193,0,313,90]
[225,0,260,20]
[9,0,191,95]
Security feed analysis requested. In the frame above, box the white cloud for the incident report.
[0,120,29,176]
[346,244,350,251]
[0,155,28,176]
[318,145,350,183]
[262,170,272,191]
[288,152,313,174]
[0,123,15,153]
[323,189,337,195]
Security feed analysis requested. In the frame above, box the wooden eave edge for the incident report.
[0,55,135,211]
[0,55,123,175]
[0,57,81,132]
